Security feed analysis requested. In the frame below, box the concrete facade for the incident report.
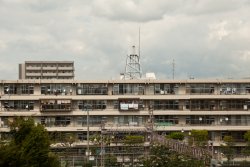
[1,78,250,164]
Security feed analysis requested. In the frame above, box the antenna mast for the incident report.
[139,27,140,59]
[123,28,142,80]
[124,46,142,80]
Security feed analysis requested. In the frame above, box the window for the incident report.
[78,100,107,110]
[154,84,177,95]
[54,116,71,126]
[186,116,215,125]
[155,116,178,125]
[4,85,17,94]
[153,100,179,110]
[112,84,145,95]
[220,84,241,95]
[77,84,108,95]
[4,101,34,110]
[76,116,102,126]
[186,84,214,94]
[40,99,71,112]
[41,84,72,95]
[20,84,34,94]
[118,99,142,111]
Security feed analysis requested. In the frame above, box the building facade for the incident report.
[1,79,250,164]
[19,61,74,80]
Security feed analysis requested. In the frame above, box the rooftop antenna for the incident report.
[123,28,142,80]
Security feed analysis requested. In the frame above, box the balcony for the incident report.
[42,67,57,70]
[26,66,41,70]
[43,73,57,76]
[26,73,41,76]
[58,73,74,77]
[58,67,74,70]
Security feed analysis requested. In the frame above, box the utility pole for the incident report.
[100,117,107,167]
[83,104,91,164]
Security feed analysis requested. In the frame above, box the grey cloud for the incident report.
[91,0,184,22]
[182,0,247,15]
[0,0,250,80]
[90,0,247,22]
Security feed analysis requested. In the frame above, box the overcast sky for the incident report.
[0,0,250,80]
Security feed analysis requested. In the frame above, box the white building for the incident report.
[1,78,250,164]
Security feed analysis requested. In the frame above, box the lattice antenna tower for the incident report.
[124,29,142,80]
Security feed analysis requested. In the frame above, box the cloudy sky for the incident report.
[0,0,250,80]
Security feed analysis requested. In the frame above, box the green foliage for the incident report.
[241,146,250,157]
[90,133,114,146]
[141,144,205,167]
[105,154,118,167]
[168,132,185,141]
[223,135,235,146]
[190,130,208,146]
[242,132,250,160]
[0,117,59,167]
[64,133,77,145]
[124,135,144,145]
[244,131,250,144]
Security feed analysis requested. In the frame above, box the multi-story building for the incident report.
[1,78,250,165]
[19,61,74,80]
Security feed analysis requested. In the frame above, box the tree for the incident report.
[105,154,118,167]
[221,135,235,165]
[123,135,144,166]
[168,132,185,141]
[244,131,250,145]
[190,130,208,146]
[0,117,59,167]
[242,131,250,161]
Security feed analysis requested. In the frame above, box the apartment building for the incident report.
[1,79,250,164]
[19,61,74,80]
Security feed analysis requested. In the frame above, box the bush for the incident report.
[168,132,185,141]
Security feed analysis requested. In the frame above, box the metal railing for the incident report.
[151,133,220,166]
